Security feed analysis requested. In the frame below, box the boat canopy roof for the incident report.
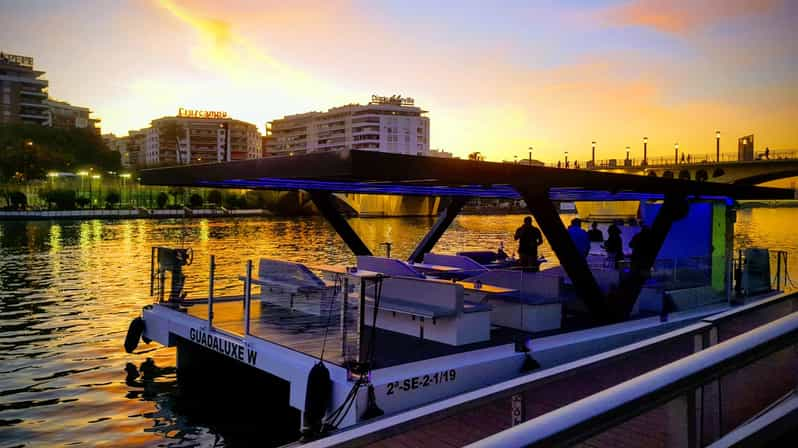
[139,150,794,201]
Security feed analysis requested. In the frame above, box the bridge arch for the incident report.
[712,168,725,178]
[696,169,708,182]
[732,169,798,185]
[662,170,674,179]
[647,171,657,177]
[678,170,691,180]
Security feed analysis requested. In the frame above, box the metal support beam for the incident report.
[308,190,372,256]
[516,187,609,322]
[610,193,688,320]
[408,197,468,263]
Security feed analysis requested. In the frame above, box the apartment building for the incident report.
[264,95,429,156]
[142,109,261,167]
[0,52,48,125]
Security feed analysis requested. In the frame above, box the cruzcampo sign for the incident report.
[178,108,228,119]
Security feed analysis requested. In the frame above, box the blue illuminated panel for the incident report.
[195,177,731,203]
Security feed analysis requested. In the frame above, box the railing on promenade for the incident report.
[468,310,798,448]
[305,291,798,448]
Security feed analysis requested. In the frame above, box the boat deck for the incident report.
[183,298,533,368]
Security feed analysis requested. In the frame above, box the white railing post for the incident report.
[244,259,252,336]
[208,255,215,330]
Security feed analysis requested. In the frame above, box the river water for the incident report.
[1,210,797,447]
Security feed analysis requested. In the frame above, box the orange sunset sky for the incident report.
[1,0,796,163]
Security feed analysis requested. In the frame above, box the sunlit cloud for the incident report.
[604,0,782,34]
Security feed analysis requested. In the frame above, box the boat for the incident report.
[123,150,795,444]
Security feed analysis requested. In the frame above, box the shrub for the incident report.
[189,193,203,208]
[41,188,76,210]
[156,192,169,208]
[75,196,90,208]
[105,191,120,208]
[8,191,27,210]
[207,189,222,206]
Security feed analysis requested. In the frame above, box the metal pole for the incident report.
[208,255,215,329]
[150,247,156,297]
[244,259,252,336]
[358,277,367,364]
[341,275,349,358]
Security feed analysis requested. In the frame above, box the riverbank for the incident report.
[0,208,274,220]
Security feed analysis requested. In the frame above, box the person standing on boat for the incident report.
[514,216,543,269]
[603,221,624,267]
[588,222,604,242]
[568,218,590,258]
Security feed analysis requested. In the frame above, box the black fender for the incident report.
[124,317,145,353]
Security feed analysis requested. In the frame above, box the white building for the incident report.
[264,95,429,156]
[141,109,261,167]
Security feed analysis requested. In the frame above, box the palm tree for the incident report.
[468,151,484,161]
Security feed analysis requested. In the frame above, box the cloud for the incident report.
[604,0,781,34]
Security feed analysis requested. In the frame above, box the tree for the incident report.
[207,189,222,206]
[105,191,121,208]
[156,192,169,208]
[189,193,203,208]
[468,151,485,161]
[76,196,90,208]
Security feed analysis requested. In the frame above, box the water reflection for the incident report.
[0,211,797,446]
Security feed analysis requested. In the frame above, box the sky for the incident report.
[1,0,796,163]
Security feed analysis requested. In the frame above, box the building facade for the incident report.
[44,99,101,133]
[0,52,49,126]
[264,95,429,156]
[142,110,262,167]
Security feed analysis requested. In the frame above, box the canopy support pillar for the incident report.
[516,187,610,322]
[610,193,688,320]
[408,197,468,263]
[308,190,372,256]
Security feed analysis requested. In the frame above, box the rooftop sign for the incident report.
[0,52,34,67]
[370,95,415,106]
[178,108,228,119]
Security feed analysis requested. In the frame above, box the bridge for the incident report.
[579,149,798,185]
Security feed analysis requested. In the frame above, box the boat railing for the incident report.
[467,310,798,448]
[305,290,798,448]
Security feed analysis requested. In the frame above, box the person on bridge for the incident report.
[765,147,770,159]
[588,222,604,242]
[514,216,543,269]
[568,218,590,258]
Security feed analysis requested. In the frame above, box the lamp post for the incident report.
[643,137,648,166]
[120,173,131,207]
[564,151,569,168]
[674,143,679,164]
[625,146,630,167]
[591,141,596,167]
[716,131,720,162]
[91,174,101,208]
[528,146,533,164]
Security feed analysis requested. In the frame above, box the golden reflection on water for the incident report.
[0,210,797,447]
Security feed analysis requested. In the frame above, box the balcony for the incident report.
[20,89,47,97]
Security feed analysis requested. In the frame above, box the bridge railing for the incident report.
[544,149,798,170]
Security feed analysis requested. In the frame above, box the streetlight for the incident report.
[591,141,596,167]
[716,131,720,162]
[564,151,569,168]
[625,146,630,166]
[674,143,679,164]
[643,137,648,166]
[78,171,88,198]
[91,174,101,208]
[120,173,131,207]
[528,146,533,164]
